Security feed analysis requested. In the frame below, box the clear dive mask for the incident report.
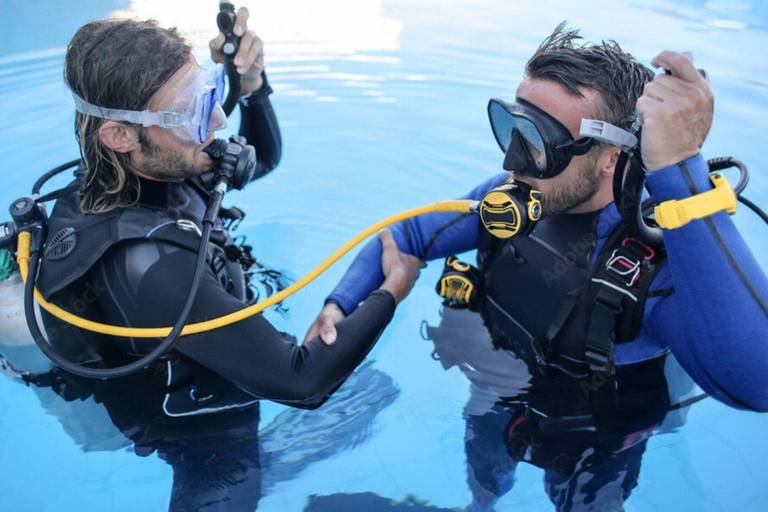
[72,64,227,145]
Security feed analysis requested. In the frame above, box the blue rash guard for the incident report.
[327,154,768,412]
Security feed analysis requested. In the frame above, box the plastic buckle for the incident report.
[606,249,641,286]
[585,346,614,374]
[160,112,175,129]
[621,238,655,261]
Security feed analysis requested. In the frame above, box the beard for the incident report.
[514,149,602,216]
[137,130,210,181]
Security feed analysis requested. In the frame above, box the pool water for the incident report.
[1,0,767,510]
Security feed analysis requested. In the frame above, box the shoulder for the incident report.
[99,237,198,290]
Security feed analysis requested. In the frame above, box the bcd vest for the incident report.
[34,178,259,418]
[476,209,666,381]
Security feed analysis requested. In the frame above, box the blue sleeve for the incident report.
[326,173,509,315]
[643,154,768,412]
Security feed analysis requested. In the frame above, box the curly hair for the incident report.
[64,19,191,214]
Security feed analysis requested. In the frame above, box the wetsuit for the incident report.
[37,77,397,417]
[327,155,768,412]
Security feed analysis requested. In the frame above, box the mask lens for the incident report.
[488,99,548,173]
[488,99,515,151]
[195,88,217,143]
[168,66,228,144]
[212,64,226,104]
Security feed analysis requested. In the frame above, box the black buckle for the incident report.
[585,346,613,374]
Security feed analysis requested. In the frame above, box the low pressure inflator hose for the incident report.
[16,200,477,338]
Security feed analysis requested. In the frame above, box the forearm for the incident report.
[179,289,396,408]
[645,155,768,411]
[326,172,508,314]
[238,72,282,179]
[103,241,395,409]
[284,290,396,407]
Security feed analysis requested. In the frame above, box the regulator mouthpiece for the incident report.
[203,136,257,191]
[479,181,542,238]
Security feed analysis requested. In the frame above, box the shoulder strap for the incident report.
[586,233,665,374]
[531,221,667,377]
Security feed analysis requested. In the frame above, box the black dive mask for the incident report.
[488,97,597,180]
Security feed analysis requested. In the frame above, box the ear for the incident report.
[599,146,621,178]
[98,121,140,154]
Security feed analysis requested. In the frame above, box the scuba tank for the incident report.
[0,251,53,375]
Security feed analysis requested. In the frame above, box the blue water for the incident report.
[1,0,768,510]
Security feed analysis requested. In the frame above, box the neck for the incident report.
[567,177,614,214]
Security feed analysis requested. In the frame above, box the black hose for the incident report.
[620,153,664,246]
[32,159,80,196]
[708,157,750,195]
[612,150,630,216]
[738,195,768,224]
[24,192,221,379]
[619,155,755,247]
[222,60,242,117]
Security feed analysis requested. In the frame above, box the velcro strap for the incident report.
[654,173,737,229]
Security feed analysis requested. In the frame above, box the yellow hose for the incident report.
[17,200,473,338]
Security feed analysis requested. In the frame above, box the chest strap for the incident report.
[532,233,663,377]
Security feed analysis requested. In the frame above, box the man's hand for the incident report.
[636,51,714,172]
[303,230,424,347]
[304,302,346,346]
[209,6,265,96]
[378,229,425,304]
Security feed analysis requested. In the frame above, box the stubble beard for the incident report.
[514,151,602,216]
[137,130,209,181]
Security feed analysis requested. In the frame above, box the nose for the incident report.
[209,102,227,132]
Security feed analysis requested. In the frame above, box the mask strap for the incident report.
[72,93,185,129]
[570,137,598,155]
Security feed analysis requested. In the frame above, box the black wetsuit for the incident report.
[37,80,396,417]
[93,218,395,407]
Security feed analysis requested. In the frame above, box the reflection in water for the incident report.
[304,492,461,512]
[421,306,703,512]
[110,0,403,61]
[14,361,398,511]
[260,362,400,493]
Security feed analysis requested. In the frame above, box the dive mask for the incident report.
[488,97,597,180]
[72,63,227,145]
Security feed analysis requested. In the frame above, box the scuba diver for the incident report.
[305,23,768,510]
[34,10,420,410]
[0,5,421,511]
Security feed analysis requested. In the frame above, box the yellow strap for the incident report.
[17,200,474,338]
[654,173,737,230]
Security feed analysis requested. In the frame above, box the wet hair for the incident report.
[64,19,191,214]
[525,22,654,126]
